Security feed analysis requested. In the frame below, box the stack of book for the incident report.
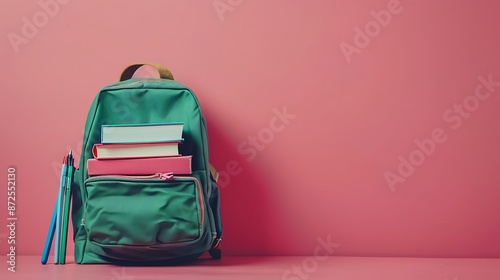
[87,123,192,176]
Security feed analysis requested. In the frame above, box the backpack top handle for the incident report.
[119,63,174,81]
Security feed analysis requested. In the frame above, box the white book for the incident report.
[101,122,184,144]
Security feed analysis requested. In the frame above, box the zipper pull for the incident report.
[157,172,174,180]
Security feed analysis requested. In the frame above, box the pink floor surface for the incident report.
[2,256,500,280]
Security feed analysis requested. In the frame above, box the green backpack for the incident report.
[71,63,223,264]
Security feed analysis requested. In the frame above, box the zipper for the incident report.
[106,79,160,89]
[104,79,176,90]
[84,172,174,184]
[82,173,205,231]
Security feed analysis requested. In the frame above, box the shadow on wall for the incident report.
[204,110,293,256]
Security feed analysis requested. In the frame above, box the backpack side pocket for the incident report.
[208,180,223,259]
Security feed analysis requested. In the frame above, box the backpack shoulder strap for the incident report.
[208,163,219,182]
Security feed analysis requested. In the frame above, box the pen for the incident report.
[41,203,57,264]
[59,150,74,264]
[54,154,68,264]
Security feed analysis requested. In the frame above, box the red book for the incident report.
[92,141,180,159]
[87,156,192,176]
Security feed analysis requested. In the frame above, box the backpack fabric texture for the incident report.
[70,63,223,264]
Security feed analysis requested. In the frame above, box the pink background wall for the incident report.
[1,0,500,258]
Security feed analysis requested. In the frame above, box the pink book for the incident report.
[87,156,192,176]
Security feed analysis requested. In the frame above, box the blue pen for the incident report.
[54,155,68,264]
[41,203,57,264]
[59,151,74,264]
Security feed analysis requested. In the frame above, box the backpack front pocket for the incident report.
[83,174,204,260]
